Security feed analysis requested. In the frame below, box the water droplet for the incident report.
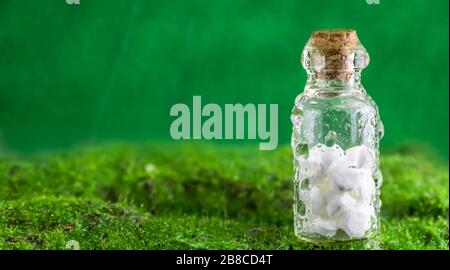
[325,130,337,146]
[296,200,306,216]
[344,123,351,131]
[295,143,308,157]
[65,240,80,250]
[300,178,310,189]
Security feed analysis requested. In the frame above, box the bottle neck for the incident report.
[305,70,363,94]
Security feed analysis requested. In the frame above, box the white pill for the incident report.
[326,192,356,217]
[345,145,375,171]
[309,175,327,187]
[321,144,345,171]
[297,154,322,181]
[310,187,325,215]
[307,144,325,168]
[311,217,337,237]
[323,189,340,205]
[308,143,327,158]
[356,174,375,205]
[338,206,373,238]
[298,143,329,185]
[299,187,325,217]
[331,166,365,191]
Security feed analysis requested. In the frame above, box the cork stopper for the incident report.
[310,29,360,50]
[302,29,369,80]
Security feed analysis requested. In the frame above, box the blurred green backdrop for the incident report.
[0,0,448,157]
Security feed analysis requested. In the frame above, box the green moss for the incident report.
[0,143,448,250]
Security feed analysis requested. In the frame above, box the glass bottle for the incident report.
[291,30,384,242]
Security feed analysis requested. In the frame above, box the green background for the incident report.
[0,0,448,157]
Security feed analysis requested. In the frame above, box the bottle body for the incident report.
[292,30,383,242]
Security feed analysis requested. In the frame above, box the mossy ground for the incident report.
[0,143,448,250]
